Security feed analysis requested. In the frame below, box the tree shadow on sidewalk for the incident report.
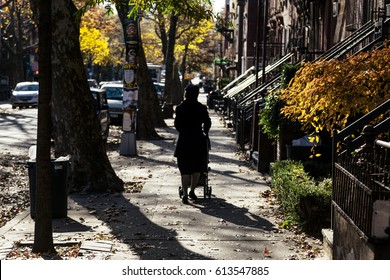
[192,196,277,232]
[71,193,212,260]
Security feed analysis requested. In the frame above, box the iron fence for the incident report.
[332,100,390,240]
[333,140,390,239]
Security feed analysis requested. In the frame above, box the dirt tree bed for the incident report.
[0,153,30,228]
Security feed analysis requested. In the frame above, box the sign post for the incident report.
[120,15,139,156]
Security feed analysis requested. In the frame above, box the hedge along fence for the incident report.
[270,160,332,235]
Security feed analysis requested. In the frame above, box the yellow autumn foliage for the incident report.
[280,45,390,135]
[79,6,123,67]
[80,26,110,65]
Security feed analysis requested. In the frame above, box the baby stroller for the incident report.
[179,137,212,199]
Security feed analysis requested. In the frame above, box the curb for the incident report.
[0,209,30,237]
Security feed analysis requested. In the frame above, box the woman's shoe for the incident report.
[182,196,189,204]
[189,190,197,200]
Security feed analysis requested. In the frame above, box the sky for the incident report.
[213,0,226,12]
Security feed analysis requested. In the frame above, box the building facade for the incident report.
[218,0,390,80]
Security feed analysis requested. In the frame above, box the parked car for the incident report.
[10,81,39,109]
[90,88,110,142]
[100,83,124,125]
[154,82,165,105]
[99,80,122,88]
[88,79,99,88]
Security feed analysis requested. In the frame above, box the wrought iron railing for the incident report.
[332,99,390,240]
[316,21,378,60]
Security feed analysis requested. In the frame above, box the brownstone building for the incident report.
[215,0,390,260]
[217,0,390,80]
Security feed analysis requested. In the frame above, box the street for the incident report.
[0,102,37,156]
[0,93,209,156]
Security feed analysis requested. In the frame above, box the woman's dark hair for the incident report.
[185,84,199,99]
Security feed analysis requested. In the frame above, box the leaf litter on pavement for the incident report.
[0,126,325,260]
[0,153,30,228]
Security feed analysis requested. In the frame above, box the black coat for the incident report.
[174,98,211,169]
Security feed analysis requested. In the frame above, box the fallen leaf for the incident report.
[263,247,271,255]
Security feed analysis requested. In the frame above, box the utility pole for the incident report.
[120,10,140,156]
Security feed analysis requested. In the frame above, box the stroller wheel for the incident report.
[204,185,211,198]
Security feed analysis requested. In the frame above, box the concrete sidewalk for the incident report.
[0,95,326,260]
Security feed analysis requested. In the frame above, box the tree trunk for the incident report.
[158,13,168,64]
[50,0,123,193]
[164,13,179,105]
[32,0,55,254]
[173,63,184,103]
[116,3,165,140]
[3,2,25,84]
[11,52,24,83]
[180,44,189,83]
[137,46,166,133]
[158,13,184,104]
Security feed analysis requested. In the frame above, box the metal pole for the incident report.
[375,140,390,149]
[237,0,245,76]
[120,11,140,156]
[261,0,268,84]
[255,0,261,88]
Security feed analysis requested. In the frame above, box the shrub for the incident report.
[280,46,390,136]
[270,160,332,235]
[259,64,301,141]
[303,160,332,179]
[259,92,283,140]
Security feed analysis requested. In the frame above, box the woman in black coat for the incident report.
[174,85,211,204]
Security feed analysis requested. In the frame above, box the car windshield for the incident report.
[15,84,39,91]
[104,87,123,100]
